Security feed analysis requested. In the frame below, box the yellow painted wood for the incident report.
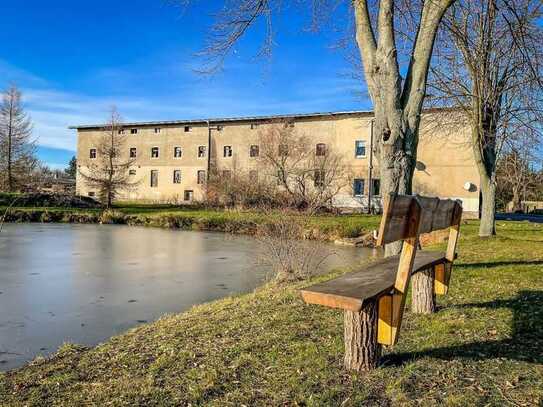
[377,294,393,345]
[434,263,447,295]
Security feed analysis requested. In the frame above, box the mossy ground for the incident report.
[1,220,542,406]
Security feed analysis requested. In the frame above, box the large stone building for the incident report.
[72,110,480,214]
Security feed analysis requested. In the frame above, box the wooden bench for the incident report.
[300,194,462,371]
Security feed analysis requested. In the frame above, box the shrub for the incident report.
[99,209,126,224]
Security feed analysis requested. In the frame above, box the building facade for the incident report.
[72,110,480,214]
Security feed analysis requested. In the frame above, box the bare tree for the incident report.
[428,0,543,236]
[181,0,455,253]
[78,108,139,208]
[258,123,347,212]
[496,140,542,212]
[0,85,37,192]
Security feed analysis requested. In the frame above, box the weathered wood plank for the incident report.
[300,251,450,312]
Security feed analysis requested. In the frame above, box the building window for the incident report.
[279,144,288,157]
[88,191,95,197]
[355,140,366,158]
[216,125,223,131]
[353,179,365,196]
[173,170,181,184]
[197,170,206,184]
[371,179,381,196]
[174,146,182,158]
[250,145,259,157]
[131,129,138,134]
[249,170,258,183]
[155,128,161,134]
[129,169,136,176]
[118,129,125,135]
[89,148,96,159]
[184,126,191,132]
[151,147,159,158]
[316,143,326,156]
[198,146,206,158]
[250,123,259,130]
[129,147,137,158]
[223,170,231,180]
[223,146,233,157]
[184,190,193,201]
[314,170,325,187]
[150,170,158,187]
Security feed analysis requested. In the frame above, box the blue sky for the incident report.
[0,1,368,169]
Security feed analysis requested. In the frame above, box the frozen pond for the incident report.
[0,223,378,371]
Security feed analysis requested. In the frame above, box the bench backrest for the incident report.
[377,194,462,247]
[375,193,463,346]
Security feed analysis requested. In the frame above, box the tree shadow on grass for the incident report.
[384,290,543,366]
[456,260,543,269]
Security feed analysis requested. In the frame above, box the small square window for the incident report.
[224,146,233,157]
[216,125,223,131]
[173,170,181,184]
[184,126,191,132]
[316,143,326,156]
[118,129,125,135]
[129,147,137,158]
[174,147,182,158]
[197,170,206,184]
[184,190,193,201]
[88,191,95,197]
[155,128,161,134]
[129,169,136,176]
[355,140,366,158]
[151,147,159,158]
[250,123,259,130]
[198,146,206,158]
[372,179,381,196]
[131,129,138,134]
[89,148,96,159]
[150,170,158,187]
[249,145,259,158]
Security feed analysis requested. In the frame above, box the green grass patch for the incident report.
[0,220,541,405]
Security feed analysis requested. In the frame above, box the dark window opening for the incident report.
[250,145,259,157]
[131,129,138,134]
[151,147,159,158]
[371,179,381,196]
[353,179,365,196]
[316,143,326,156]
[173,170,181,184]
[174,147,182,158]
[355,140,366,158]
[155,128,161,134]
[184,190,193,201]
[88,191,95,197]
[224,145,233,157]
[129,148,137,158]
[129,169,136,176]
[89,149,96,159]
[184,126,191,132]
[198,146,206,158]
[150,170,158,187]
[197,170,206,184]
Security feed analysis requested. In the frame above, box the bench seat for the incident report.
[301,251,450,312]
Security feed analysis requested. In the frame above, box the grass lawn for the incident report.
[1,220,542,405]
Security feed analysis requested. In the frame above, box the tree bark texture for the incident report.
[479,173,496,236]
[411,267,436,314]
[344,298,381,371]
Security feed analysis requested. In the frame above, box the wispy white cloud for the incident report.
[0,59,369,154]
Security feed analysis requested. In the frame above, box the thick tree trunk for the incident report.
[344,298,381,371]
[411,267,436,314]
[479,173,496,237]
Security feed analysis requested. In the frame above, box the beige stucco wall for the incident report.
[76,111,480,212]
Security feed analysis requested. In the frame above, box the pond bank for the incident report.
[0,207,381,243]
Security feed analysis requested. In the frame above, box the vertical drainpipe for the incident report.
[207,120,211,180]
[367,119,374,214]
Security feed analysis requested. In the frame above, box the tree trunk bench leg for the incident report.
[411,266,436,314]
[344,297,381,371]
